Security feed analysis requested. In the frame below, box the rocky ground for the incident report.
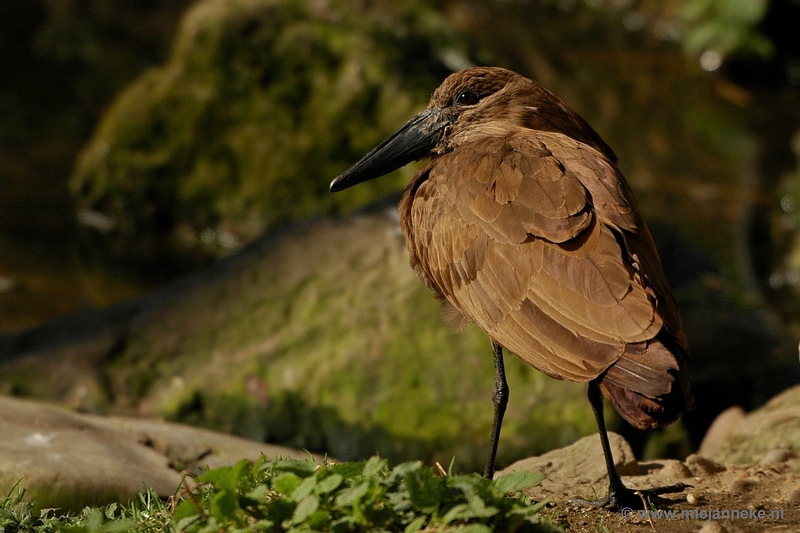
[2,385,798,532]
[503,435,799,533]
[499,385,800,533]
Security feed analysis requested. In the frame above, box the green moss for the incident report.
[95,213,601,472]
[70,0,465,243]
[715,386,800,464]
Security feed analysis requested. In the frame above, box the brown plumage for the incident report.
[330,66,693,509]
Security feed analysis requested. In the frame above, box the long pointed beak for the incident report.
[330,107,448,193]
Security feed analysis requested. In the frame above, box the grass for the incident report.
[0,456,562,533]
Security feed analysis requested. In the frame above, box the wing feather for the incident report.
[403,130,681,382]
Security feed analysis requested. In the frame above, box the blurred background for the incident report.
[1,0,799,472]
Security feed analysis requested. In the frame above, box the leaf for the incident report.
[527,498,548,515]
[449,473,486,497]
[103,503,118,519]
[494,471,545,494]
[199,459,250,492]
[314,473,343,494]
[265,498,297,526]
[102,520,138,532]
[404,515,427,533]
[465,494,499,518]
[84,508,103,531]
[441,503,471,524]
[330,515,358,532]
[171,499,201,523]
[334,481,370,507]
[286,527,315,533]
[172,515,201,532]
[390,461,423,480]
[446,524,492,533]
[362,456,388,477]
[292,476,318,502]
[404,468,445,511]
[509,498,548,520]
[330,461,365,480]
[210,490,239,520]
[307,509,331,530]
[441,495,498,524]
[273,458,318,476]
[246,484,269,502]
[273,472,302,495]
[291,494,320,525]
[249,519,275,531]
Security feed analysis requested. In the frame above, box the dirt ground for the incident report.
[546,461,800,533]
[500,431,799,533]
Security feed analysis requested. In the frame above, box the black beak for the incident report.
[330,107,448,193]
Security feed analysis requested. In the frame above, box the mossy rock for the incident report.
[0,207,605,473]
[70,0,468,242]
[715,385,800,465]
[100,208,602,472]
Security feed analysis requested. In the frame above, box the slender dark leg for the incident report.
[588,380,627,495]
[569,379,688,509]
[484,339,509,479]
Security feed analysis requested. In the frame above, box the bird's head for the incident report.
[330,66,615,193]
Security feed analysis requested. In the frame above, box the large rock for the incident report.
[702,384,800,465]
[69,0,466,243]
[0,396,313,511]
[499,432,642,501]
[0,207,600,473]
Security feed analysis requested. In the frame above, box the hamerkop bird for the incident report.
[330,67,693,509]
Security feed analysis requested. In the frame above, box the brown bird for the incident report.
[330,67,693,509]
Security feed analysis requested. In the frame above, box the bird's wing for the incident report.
[407,131,678,382]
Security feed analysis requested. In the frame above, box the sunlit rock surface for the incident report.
[708,384,800,465]
[0,396,313,511]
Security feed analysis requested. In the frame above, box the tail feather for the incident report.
[599,334,694,430]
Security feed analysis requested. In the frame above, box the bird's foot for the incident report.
[568,481,689,511]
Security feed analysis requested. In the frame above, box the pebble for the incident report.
[787,483,800,504]
[728,476,758,493]
[699,521,729,533]
[686,454,727,475]
[759,448,795,465]
[686,492,699,505]
[658,459,693,479]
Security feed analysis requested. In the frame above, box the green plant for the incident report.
[172,455,558,532]
[0,456,559,532]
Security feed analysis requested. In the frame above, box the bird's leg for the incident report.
[569,380,688,510]
[484,339,509,479]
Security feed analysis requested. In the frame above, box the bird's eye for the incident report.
[455,90,479,106]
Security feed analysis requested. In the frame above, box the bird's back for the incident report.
[399,127,693,430]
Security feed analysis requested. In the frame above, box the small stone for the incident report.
[787,483,800,504]
[686,454,727,475]
[686,492,699,505]
[759,449,796,465]
[699,521,729,533]
[729,476,758,493]
[657,459,693,479]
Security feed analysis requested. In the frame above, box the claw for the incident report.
[568,481,689,511]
